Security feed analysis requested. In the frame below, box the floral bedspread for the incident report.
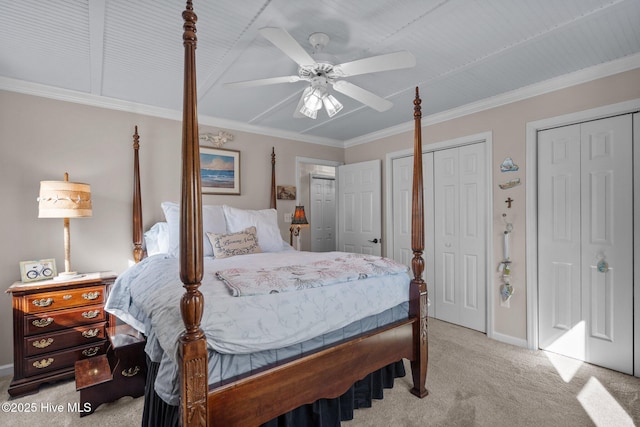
[216,253,409,296]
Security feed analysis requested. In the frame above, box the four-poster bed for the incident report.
[113,1,428,425]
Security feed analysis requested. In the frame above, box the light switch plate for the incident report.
[284,213,292,223]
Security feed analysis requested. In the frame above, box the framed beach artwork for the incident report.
[199,147,240,195]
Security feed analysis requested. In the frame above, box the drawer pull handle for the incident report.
[63,294,72,300]
[32,338,54,349]
[82,291,100,300]
[81,310,100,319]
[122,366,140,377]
[33,358,54,369]
[82,347,100,357]
[32,298,53,307]
[32,318,54,328]
[82,328,100,338]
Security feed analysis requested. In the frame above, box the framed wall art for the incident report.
[277,185,296,200]
[199,147,240,195]
[19,258,57,283]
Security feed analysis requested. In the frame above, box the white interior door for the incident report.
[433,144,486,332]
[537,124,583,360]
[391,144,484,328]
[392,153,435,317]
[310,176,336,252]
[338,160,382,255]
[538,115,633,374]
[392,156,415,265]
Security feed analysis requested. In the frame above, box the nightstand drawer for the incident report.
[7,272,116,397]
[25,342,108,377]
[25,305,106,336]
[24,285,105,314]
[25,322,106,356]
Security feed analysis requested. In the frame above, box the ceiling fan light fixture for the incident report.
[303,86,325,111]
[323,94,343,117]
[299,105,318,119]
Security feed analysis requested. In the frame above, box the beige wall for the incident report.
[0,91,343,368]
[1,68,638,369]
[346,68,640,342]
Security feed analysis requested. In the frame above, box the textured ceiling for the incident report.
[1,0,639,146]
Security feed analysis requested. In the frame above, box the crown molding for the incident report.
[0,76,344,148]
[0,76,183,120]
[2,52,639,150]
[344,53,640,148]
[197,115,345,148]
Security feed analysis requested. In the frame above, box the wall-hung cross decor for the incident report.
[505,197,514,208]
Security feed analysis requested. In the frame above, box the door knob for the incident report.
[597,257,609,273]
[368,238,380,244]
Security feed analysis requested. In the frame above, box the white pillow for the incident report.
[222,205,284,252]
[161,202,227,258]
[144,222,170,256]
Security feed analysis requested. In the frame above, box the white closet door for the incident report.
[580,115,633,374]
[425,153,435,320]
[434,144,486,332]
[310,176,336,252]
[538,115,633,374]
[392,155,414,266]
[538,124,584,360]
[392,153,435,318]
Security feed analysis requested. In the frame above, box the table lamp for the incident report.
[38,172,92,278]
[289,205,309,249]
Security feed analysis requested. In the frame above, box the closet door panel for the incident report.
[580,115,633,374]
[538,124,583,358]
[434,144,485,332]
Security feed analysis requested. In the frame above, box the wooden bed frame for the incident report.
[131,2,428,425]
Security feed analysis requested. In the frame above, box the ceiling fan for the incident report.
[225,27,416,119]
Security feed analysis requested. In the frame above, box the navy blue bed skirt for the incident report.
[142,355,405,426]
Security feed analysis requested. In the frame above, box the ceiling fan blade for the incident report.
[333,51,416,77]
[225,75,301,89]
[259,27,316,67]
[332,80,393,112]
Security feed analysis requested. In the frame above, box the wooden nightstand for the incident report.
[6,271,117,397]
[75,323,146,416]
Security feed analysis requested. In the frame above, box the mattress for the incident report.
[106,251,411,404]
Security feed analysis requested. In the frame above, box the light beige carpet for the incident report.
[1,318,638,426]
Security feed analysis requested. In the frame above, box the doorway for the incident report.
[295,157,341,252]
[310,175,336,252]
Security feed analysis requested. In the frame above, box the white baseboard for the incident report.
[0,363,13,378]
[491,331,529,349]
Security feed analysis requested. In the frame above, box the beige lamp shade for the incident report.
[38,178,92,218]
[37,173,92,278]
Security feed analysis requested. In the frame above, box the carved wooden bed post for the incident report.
[132,126,144,263]
[270,147,276,209]
[409,87,428,398]
[179,1,208,426]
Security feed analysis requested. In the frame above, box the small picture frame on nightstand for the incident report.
[19,259,57,283]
